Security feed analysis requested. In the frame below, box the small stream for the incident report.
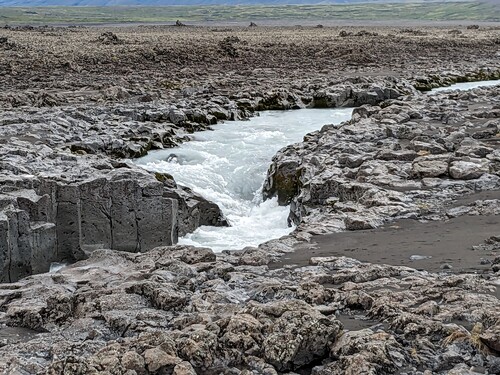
[430,79,499,93]
[136,79,499,252]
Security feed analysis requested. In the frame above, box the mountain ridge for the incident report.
[0,0,474,7]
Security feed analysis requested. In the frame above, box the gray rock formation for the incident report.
[0,75,429,282]
[0,153,228,282]
[0,25,499,374]
[263,84,500,234]
[0,99,235,282]
[0,245,498,374]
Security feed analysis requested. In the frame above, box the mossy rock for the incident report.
[311,96,330,108]
[264,161,303,205]
[155,172,175,183]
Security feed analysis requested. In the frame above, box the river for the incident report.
[136,79,499,252]
[136,108,352,252]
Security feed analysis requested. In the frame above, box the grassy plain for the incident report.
[0,2,498,25]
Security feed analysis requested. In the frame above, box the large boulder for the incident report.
[449,160,490,180]
[480,323,500,353]
[313,329,405,374]
[248,300,343,371]
[263,159,301,205]
[411,155,450,178]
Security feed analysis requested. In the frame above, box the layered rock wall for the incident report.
[0,167,233,283]
[0,171,181,283]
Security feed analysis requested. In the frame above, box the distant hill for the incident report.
[0,0,475,7]
[1,1,497,24]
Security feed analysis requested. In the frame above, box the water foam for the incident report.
[136,108,353,252]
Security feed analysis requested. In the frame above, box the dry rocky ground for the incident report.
[0,24,500,374]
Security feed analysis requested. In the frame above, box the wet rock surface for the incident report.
[0,24,499,373]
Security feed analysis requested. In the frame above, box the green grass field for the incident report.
[0,2,498,25]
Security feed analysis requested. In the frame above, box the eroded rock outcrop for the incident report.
[0,74,437,282]
[0,246,498,374]
[263,84,500,234]
[0,106,230,282]
[0,24,499,375]
[0,152,227,283]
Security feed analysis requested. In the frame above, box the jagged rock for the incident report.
[0,25,500,375]
[480,324,500,353]
[263,83,500,236]
[411,155,450,178]
[144,347,181,372]
[344,214,380,230]
[173,362,197,375]
[102,86,131,100]
[455,139,494,158]
[263,160,301,205]
[257,300,343,371]
[218,36,245,57]
[0,246,498,374]
[122,351,145,372]
[410,139,447,154]
[98,31,121,45]
[0,93,242,282]
[314,329,405,374]
[310,79,415,108]
[0,151,226,282]
[449,160,490,180]
[376,149,418,161]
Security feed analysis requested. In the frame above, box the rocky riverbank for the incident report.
[0,73,427,282]
[1,24,500,374]
[263,84,500,235]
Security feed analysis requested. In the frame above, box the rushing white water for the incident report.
[49,262,67,273]
[136,108,352,252]
[430,79,499,93]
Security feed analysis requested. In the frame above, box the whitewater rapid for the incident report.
[135,79,500,252]
[136,108,353,252]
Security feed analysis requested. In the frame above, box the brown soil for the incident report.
[0,25,498,105]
